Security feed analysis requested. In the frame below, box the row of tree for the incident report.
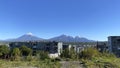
[0,45,49,61]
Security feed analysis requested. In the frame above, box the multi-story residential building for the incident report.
[9,41,63,58]
[96,42,108,52]
[62,44,71,51]
[72,44,96,53]
[108,36,120,57]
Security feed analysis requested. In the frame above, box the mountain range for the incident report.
[2,33,95,42]
[49,34,94,42]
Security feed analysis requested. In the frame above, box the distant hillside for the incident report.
[6,33,44,42]
[49,35,95,42]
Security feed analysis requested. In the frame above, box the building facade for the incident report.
[96,42,108,52]
[108,36,120,57]
[9,41,63,58]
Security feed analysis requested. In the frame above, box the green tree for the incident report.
[61,47,77,60]
[11,48,21,60]
[0,45,10,59]
[60,48,70,58]
[69,47,77,60]
[11,48,21,56]
[19,45,32,56]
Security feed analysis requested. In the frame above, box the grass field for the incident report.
[0,57,120,68]
[0,59,61,68]
[81,56,120,68]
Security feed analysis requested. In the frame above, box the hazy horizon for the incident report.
[0,0,120,41]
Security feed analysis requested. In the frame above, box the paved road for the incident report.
[60,61,84,68]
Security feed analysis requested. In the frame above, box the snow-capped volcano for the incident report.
[6,33,43,42]
[26,32,33,36]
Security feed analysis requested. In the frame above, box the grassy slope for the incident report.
[81,56,120,68]
[0,59,61,68]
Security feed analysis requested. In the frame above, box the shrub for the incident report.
[36,51,49,60]
[0,45,10,59]
[19,45,32,56]
[11,48,21,61]
[80,48,100,59]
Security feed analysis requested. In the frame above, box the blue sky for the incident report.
[0,0,120,41]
